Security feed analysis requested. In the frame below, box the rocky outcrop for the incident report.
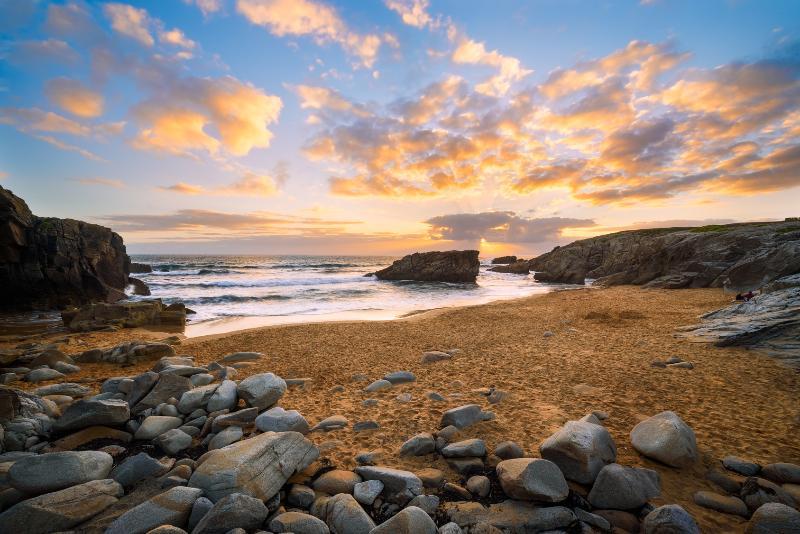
[374,250,480,283]
[61,300,186,332]
[491,256,518,264]
[0,186,130,309]
[529,221,800,290]
[130,262,153,273]
[488,261,530,274]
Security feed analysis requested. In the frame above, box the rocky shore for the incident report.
[0,286,797,533]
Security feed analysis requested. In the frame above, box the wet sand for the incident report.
[7,286,800,532]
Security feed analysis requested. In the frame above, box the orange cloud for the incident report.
[384,0,436,29]
[159,28,196,50]
[45,78,104,118]
[160,172,281,197]
[103,3,154,47]
[451,34,532,96]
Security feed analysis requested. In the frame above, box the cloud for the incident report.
[0,171,7,181]
[30,134,105,162]
[45,78,104,118]
[451,34,532,96]
[384,0,436,29]
[75,177,126,188]
[159,28,196,50]
[131,76,282,157]
[184,0,223,16]
[425,212,595,243]
[0,107,91,136]
[103,3,154,47]
[159,172,281,197]
[11,39,80,65]
[236,0,384,67]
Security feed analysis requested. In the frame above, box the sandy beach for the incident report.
[5,285,797,531]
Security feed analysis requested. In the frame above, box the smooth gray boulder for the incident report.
[0,479,122,534]
[208,426,243,450]
[220,352,263,363]
[354,479,383,505]
[440,404,493,429]
[191,492,268,534]
[206,380,237,412]
[135,416,184,440]
[255,406,310,434]
[384,371,416,384]
[321,493,375,534]
[134,373,192,414]
[741,477,797,512]
[365,379,392,392]
[761,462,800,484]
[370,505,437,533]
[311,415,348,432]
[9,450,113,494]
[441,438,486,458]
[236,373,286,409]
[24,368,65,382]
[187,496,213,531]
[539,420,617,484]
[155,428,193,455]
[32,382,90,397]
[54,398,130,432]
[588,463,660,509]
[189,431,318,502]
[210,407,257,433]
[354,466,423,502]
[630,411,698,467]
[177,383,219,414]
[495,441,524,460]
[642,504,700,534]
[312,470,362,495]
[270,511,330,533]
[723,456,761,476]
[399,433,436,456]
[693,490,749,517]
[495,458,568,502]
[746,503,800,533]
[111,452,171,489]
[105,486,202,534]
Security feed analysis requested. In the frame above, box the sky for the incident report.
[1,0,799,257]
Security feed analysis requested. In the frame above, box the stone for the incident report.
[417,468,445,488]
[288,483,316,508]
[50,426,132,451]
[135,416,184,440]
[220,352,263,363]
[112,452,172,489]
[135,374,192,414]
[495,441,524,460]
[24,368,65,382]
[188,496,213,531]
[384,371,416,384]
[106,486,202,534]
[466,475,491,497]
[32,382,90,397]
[313,469,362,495]
[630,411,698,467]
[723,455,761,476]
[236,373,286,410]
[206,380,237,412]
[354,420,380,431]
[447,457,484,476]
[155,429,193,455]
[444,482,472,500]
[588,463,660,510]
[373,250,480,283]
[761,462,800,484]
[539,420,617,484]
[746,503,800,533]
[28,350,73,368]
[371,505,437,533]
[426,391,445,401]
[311,415,348,432]
[159,365,207,377]
[270,511,330,534]
[442,438,486,458]
[8,450,113,494]
[409,494,440,516]
[442,500,576,531]
[54,398,130,432]
[365,379,392,392]
[320,493,375,533]
[208,426,243,450]
[421,351,452,363]
[189,431,318,502]
[128,371,160,407]
[488,260,530,274]
[399,433,436,456]
[255,406,310,434]
[191,374,214,387]
[706,467,743,494]
[693,490,749,517]
[440,404,492,429]
[191,492,268,534]
[355,466,423,502]
[211,407,258,433]
[0,479,122,534]
[741,477,797,512]
[177,383,219,414]
[439,522,464,534]
[495,458,568,502]
[575,508,611,531]
[642,504,700,534]
[354,479,383,505]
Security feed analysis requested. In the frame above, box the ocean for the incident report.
[128,255,571,336]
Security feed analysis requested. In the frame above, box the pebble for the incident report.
[466,475,491,497]
[311,415,348,432]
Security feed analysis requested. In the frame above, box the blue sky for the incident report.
[1,0,799,255]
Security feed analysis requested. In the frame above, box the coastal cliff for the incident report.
[530,221,800,290]
[0,186,130,309]
[374,250,480,282]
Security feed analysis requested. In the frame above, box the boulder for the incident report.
[588,463,660,510]
[373,250,480,283]
[206,380,237,412]
[312,469,362,495]
[208,426,242,450]
[723,456,761,476]
[488,261,530,274]
[354,466,423,502]
[491,256,517,264]
[365,379,392,392]
[112,452,172,489]
[441,438,486,458]
[236,373,286,410]
[135,416,184,440]
[220,352,263,363]
[539,420,617,484]
[761,462,800,484]
[354,480,383,506]
[128,277,150,296]
[630,411,697,467]
[191,492,268,534]
[0,479,122,534]
[54,398,130,432]
[8,450,113,494]
[130,262,152,273]
[155,428,193,455]
[440,404,493,429]
[105,486,202,534]
[255,406,310,434]
[270,511,330,534]
[495,441,525,460]
[320,493,375,533]
[384,371,416,384]
[134,374,192,414]
[177,383,219,414]
[642,504,700,534]
[371,505,437,533]
[210,407,257,433]
[399,433,436,456]
[50,426,132,451]
[421,351,452,363]
[24,368,65,383]
[693,490,749,517]
[311,415,348,432]
[746,503,800,533]
[495,458,568,502]
[188,431,318,502]
[741,477,797,512]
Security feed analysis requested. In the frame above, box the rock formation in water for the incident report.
[529,221,800,290]
[130,262,153,274]
[491,255,518,265]
[488,261,531,274]
[374,250,480,283]
[0,186,130,309]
